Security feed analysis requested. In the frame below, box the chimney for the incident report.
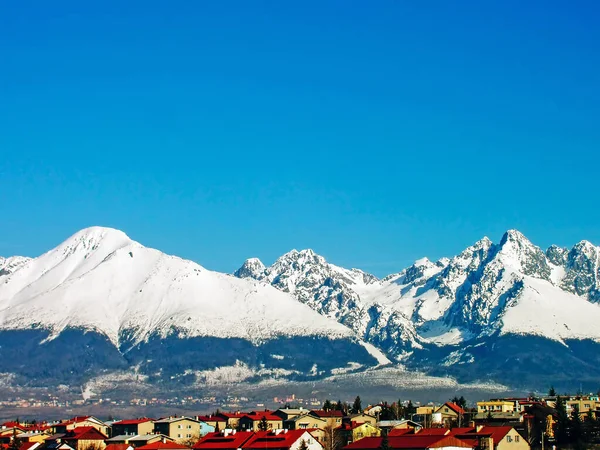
[476,425,484,433]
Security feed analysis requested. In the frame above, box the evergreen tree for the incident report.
[258,416,269,431]
[555,396,569,444]
[406,400,416,417]
[352,396,362,414]
[486,410,493,423]
[570,404,583,448]
[298,440,309,450]
[548,386,557,397]
[458,396,467,410]
[323,399,332,411]
[335,400,344,412]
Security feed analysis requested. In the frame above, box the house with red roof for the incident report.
[448,426,529,450]
[105,444,134,450]
[0,422,26,437]
[193,431,254,450]
[62,426,108,450]
[52,417,110,436]
[112,419,154,437]
[343,435,474,450]
[153,417,206,444]
[238,413,283,432]
[136,441,190,450]
[308,411,344,429]
[215,414,247,430]
[243,429,323,450]
[196,417,226,432]
[432,403,466,427]
[106,433,174,448]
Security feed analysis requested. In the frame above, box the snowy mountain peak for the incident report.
[496,229,551,280]
[234,257,266,279]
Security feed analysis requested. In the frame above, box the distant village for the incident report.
[1,392,599,450]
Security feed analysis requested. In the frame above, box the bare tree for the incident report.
[323,425,345,450]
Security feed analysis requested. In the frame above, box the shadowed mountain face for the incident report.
[1,227,600,392]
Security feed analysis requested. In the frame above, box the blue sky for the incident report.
[1,1,599,276]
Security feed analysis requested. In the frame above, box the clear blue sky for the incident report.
[1,1,599,276]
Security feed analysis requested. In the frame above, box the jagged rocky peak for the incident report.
[496,229,551,281]
[546,244,569,266]
[560,240,600,301]
[234,257,266,279]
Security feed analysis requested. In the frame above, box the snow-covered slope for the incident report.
[235,230,600,353]
[0,227,355,346]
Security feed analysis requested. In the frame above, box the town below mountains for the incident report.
[1,393,599,450]
[1,227,600,397]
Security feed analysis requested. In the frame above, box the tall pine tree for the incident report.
[352,396,362,414]
[555,396,569,444]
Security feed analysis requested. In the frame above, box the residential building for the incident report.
[193,430,254,450]
[342,435,473,450]
[112,419,155,437]
[273,409,309,422]
[153,418,202,444]
[243,429,323,450]
[308,411,344,429]
[48,426,108,450]
[341,423,380,444]
[106,434,174,448]
[477,402,515,414]
[433,403,466,427]
[52,417,110,436]
[215,414,246,431]
[347,414,377,427]
[196,417,226,432]
[285,414,328,431]
[238,413,283,432]
[136,441,190,450]
[449,426,529,450]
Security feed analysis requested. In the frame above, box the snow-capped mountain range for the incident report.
[1,226,600,391]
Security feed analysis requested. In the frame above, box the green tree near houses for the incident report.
[298,440,309,450]
[323,399,333,411]
[548,386,557,397]
[8,429,21,450]
[258,416,269,431]
[555,396,569,444]
[352,396,362,414]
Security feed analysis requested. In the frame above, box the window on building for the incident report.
[178,425,182,429]
[357,433,363,438]
[585,404,591,409]
[177,434,182,438]
[515,436,520,442]
[187,425,192,429]
[186,434,192,438]
[507,436,512,443]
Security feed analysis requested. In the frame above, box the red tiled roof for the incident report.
[241,413,282,422]
[113,418,154,426]
[310,410,344,418]
[218,413,247,419]
[19,443,39,450]
[414,429,450,436]
[106,444,131,450]
[66,427,107,440]
[194,432,254,450]
[197,417,226,423]
[442,403,466,416]
[1,422,21,428]
[137,442,189,450]
[388,429,412,437]
[449,426,515,446]
[344,435,473,450]
[243,430,315,450]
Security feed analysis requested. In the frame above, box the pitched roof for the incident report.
[197,417,226,423]
[154,417,199,424]
[105,444,133,450]
[343,435,473,450]
[442,403,465,415]
[243,430,314,449]
[413,429,449,436]
[65,427,107,440]
[241,413,282,422]
[113,418,154,426]
[137,442,190,450]
[19,443,40,450]
[217,413,247,419]
[459,426,513,443]
[194,431,254,449]
[310,410,344,418]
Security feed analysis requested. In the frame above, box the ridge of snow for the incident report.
[0,227,355,347]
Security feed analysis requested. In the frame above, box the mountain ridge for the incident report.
[2,226,600,392]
